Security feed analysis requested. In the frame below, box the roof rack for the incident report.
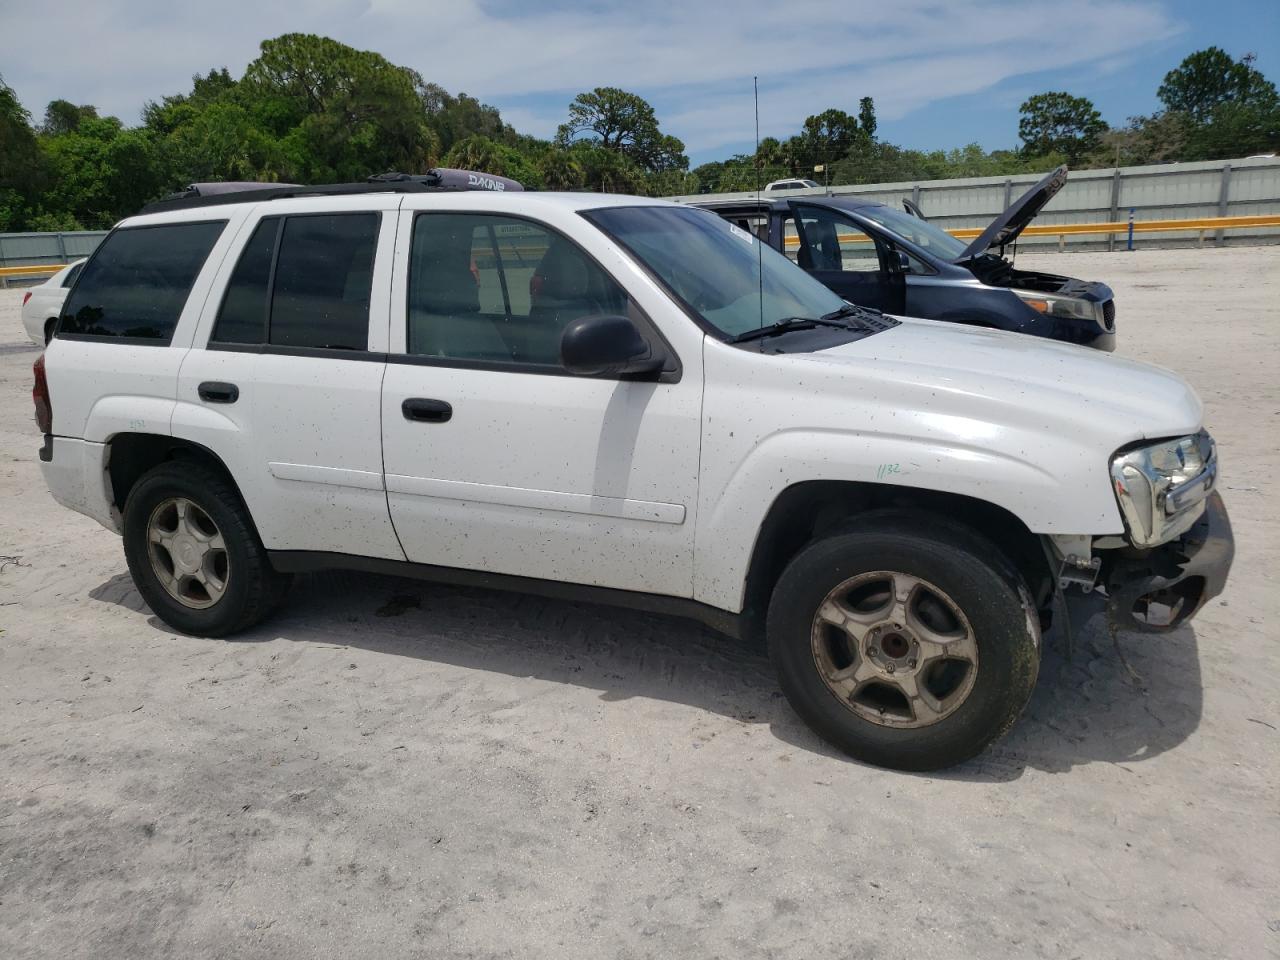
[141,167,524,214]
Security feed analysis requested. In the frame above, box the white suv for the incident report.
[765,178,821,192]
[34,176,1232,771]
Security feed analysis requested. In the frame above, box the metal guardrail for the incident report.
[3,213,1277,288]
[781,214,1280,253]
[676,155,1280,252]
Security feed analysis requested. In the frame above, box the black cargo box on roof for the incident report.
[370,168,524,192]
[141,168,524,214]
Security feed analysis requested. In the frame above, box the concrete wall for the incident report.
[667,155,1280,251]
[0,231,108,268]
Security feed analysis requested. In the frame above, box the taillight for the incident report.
[22,291,32,306]
[33,354,52,434]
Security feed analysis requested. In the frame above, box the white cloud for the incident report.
[0,0,1181,154]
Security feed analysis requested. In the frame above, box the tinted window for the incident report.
[211,218,280,344]
[407,213,628,366]
[269,214,378,350]
[61,262,84,287]
[59,221,225,341]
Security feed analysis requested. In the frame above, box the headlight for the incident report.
[1110,432,1217,547]
[1013,289,1103,323]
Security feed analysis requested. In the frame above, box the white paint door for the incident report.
[380,210,702,596]
[174,197,405,560]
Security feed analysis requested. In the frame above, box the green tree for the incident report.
[164,101,289,182]
[538,148,585,190]
[39,116,166,227]
[243,33,434,181]
[556,88,687,173]
[1086,112,1193,167]
[1184,97,1280,160]
[1158,47,1278,122]
[419,82,510,155]
[442,135,543,187]
[41,100,99,136]
[1018,91,1108,163]
[858,97,877,141]
[798,108,863,171]
[0,75,44,229]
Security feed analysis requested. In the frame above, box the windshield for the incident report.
[583,205,847,340]
[854,204,970,261]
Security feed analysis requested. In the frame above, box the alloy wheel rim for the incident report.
[146,497,229,609]
[810,570,979,728]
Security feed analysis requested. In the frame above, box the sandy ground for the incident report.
[0,247,1277,960]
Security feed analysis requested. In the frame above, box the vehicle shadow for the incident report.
[90,569,1204,781]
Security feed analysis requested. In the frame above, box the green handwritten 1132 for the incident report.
[876,463,902,480]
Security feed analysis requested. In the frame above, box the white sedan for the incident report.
[20,260,85,345]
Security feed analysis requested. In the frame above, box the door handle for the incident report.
[198,381,239,404]
[402,398,452,423]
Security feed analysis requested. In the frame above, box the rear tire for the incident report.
[122,461,290,636]
[766,516,1040,771]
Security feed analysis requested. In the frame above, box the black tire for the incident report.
[122,460,291,637]
[766,515,1040,771]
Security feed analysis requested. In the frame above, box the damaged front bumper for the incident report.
[1100,491,1234,631]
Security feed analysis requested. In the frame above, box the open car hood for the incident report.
[956,164,1068,261]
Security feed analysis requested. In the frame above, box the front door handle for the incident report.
[402,398,452,423]
[198,381,239,404]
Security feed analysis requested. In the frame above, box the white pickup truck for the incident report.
[34,175,1232,771]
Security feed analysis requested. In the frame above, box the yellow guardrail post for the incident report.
[0,263,68,288]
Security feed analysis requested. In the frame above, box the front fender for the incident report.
[693,427,1123,612]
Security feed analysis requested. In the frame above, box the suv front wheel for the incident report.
[766,517,1040,771]
[122,461,290,636]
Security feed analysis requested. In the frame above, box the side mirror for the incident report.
[893,250,911,273]
[560,314,664,378]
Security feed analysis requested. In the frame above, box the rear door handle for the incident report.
[198,381,239,404]
[402,398,452,423]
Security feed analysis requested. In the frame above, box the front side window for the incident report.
[59,221,226,342]
[794,206,881,273]
[584,205,846,341]
[407,213,629,366]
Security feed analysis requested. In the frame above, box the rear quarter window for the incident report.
[58,221,226,343]
[60,262,84,287]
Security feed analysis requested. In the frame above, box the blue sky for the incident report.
[2,0,1277,167]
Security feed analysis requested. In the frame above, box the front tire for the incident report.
[766,517,1040,771]
[122,461,290,636]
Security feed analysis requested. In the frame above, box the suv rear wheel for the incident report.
[766,517,1040,771]
[122,461,290,636]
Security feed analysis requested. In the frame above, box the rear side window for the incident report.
[209,213,378,351]
[211,218,280,344]
[270,214,378,350]
[58,222,225,342]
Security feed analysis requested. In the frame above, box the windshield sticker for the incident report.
[728,223,754,245]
